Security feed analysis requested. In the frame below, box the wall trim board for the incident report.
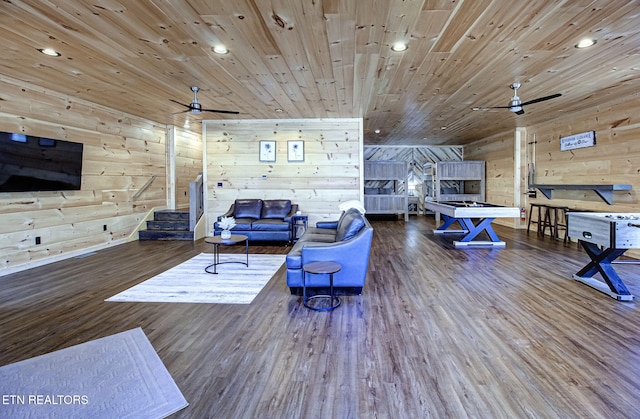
[126,206,169,242]
[166,125,176,210]
[194,212,208,240]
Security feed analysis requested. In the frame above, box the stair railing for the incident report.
[133,175,157,201]
[189,173,204,231]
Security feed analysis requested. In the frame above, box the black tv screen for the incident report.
[0,131,83,192]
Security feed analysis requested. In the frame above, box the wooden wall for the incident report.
[466,102,640,234]
[204,118,362,229]
[0,76,169,275]
[465,131,521,228]
[173,126,203,209]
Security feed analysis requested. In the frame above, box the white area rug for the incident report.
[106,253,286,304]
[0,328,187,419]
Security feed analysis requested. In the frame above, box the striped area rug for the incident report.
[106,253,286,304]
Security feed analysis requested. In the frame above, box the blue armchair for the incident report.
[286,208,374,294]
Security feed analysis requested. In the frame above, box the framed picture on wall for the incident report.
[259,140,276,162]
[287,140,304,162]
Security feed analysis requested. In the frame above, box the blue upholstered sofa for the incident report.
[286,208,374,294]
[214,199,298,242]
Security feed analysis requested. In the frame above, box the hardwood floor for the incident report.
[1,216,640,418]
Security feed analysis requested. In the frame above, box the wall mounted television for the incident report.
[0,131,83,192]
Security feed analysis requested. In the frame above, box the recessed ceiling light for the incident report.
[575,39,596,49]
[391,42,408,52]
[212,45,229,54]
[274,108,284,113]
[374,129,381,134]
[38,48,61,57]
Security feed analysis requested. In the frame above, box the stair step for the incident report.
[139,230,194,241]
[146,220,190,231]
[154,211,190,221]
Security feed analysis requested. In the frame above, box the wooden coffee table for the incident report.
[204,234,249,274]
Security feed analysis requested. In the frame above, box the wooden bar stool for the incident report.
[554,206,570,242]
[540,205,554,237]
[545,205,569,241]
[527,203,545,236]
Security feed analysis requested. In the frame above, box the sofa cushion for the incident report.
[335,210,365,241]
[261,200,291,219]
[286,241,332,269]
[298,232,336,243]
[228,218,254,230]
[305,227,337,236]
[234,199,263,219]
[251,219,291,231]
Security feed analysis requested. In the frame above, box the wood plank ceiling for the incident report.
[0,0,638,146]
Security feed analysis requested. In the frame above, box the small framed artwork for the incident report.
[287,140,304,162]
[259,140,276,162]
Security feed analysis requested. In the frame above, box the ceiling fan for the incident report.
[170,86,239,115]
[472,82,561,115]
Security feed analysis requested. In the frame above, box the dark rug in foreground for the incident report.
[0,327,188,418]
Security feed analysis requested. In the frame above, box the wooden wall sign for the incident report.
[560,131,596,151]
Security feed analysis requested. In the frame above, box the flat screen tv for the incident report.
[0,131,83,192]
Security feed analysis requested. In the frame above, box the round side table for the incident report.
[302,261,342,311]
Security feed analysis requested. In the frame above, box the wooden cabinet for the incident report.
[424,161,485,208]
[364,160,409,221]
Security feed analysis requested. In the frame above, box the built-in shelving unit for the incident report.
[424,161,485,211]
[364,160,409,221]
[530,183,632,205]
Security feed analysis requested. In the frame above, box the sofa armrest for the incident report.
[316,221,338,229]
[284,204,298,222]
[301,226,373,275]
[217,204,235,221]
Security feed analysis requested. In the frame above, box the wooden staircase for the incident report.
[138,210,194,241]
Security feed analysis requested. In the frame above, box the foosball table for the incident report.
[567,212,640,301]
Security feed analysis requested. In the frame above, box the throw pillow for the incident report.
[335,210,365,241]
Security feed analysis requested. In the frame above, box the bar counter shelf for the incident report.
[530,184,632,205]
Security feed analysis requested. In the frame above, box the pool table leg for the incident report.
[454,217,506,247]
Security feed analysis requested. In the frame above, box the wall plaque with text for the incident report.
[560,131,596,151]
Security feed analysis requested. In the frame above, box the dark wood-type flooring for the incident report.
[1,216,640,418]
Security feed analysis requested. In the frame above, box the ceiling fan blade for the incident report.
[171,90,239,115]
[169,99,191,108]
[201,108,240,115]
[520,93,562,107]
[172,109,192,114]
